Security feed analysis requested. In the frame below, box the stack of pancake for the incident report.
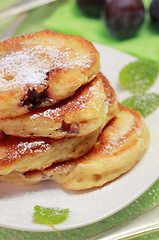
[0,30,149,190]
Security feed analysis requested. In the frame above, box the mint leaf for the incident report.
[33,205,70,225]
[119,60,159,93]
[122,93,159,117]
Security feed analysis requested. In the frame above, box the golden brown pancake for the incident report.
[0,106,150,189]
[0,127,103,176]
[0,30,100,119]
[0,73,119,139]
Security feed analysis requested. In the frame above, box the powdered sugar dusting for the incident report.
[108,137,126,150]
[0,45,93,90]
[0,50,48,90]
[30,108,61,120]
[11,141,50,159]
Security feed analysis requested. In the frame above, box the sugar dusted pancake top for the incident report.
[0,30,100,119]
[0,73,119,139]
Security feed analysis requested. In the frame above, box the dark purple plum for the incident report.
[76,0,104,18]
[103,0,145,39]
[150,0,159,29]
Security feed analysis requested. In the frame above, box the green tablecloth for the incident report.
[0,0,159,239]
[14,0,159,62]
[44,0,159,62]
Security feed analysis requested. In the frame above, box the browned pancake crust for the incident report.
[0,127,103,176]
[0,73,119,138]
[0,30,100,119]
[1,105,149,189]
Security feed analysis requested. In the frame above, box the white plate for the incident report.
[0,44,159,232]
